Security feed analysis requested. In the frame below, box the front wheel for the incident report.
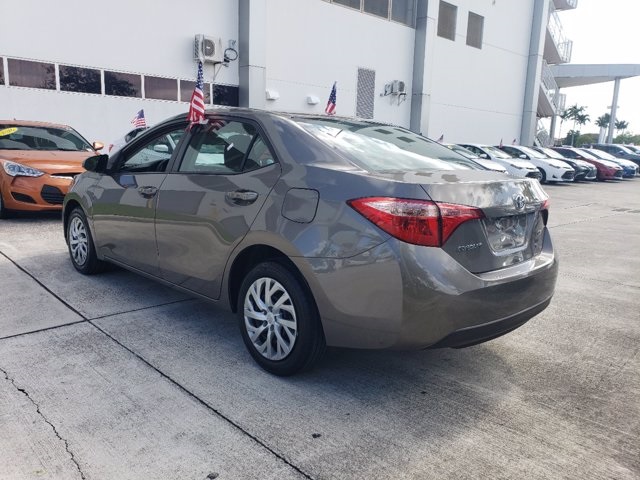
[538,168,547,183]
[66,208,106,274]
[0,189,11,219]
[238,261,326,376]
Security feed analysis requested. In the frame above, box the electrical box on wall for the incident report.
[194,35,223,64]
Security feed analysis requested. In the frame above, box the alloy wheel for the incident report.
[69,216,89,266]
[243,277,298,361]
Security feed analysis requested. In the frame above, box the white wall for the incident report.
[0,0,239,143]
[426,0,534,144]
[264,0,416,127]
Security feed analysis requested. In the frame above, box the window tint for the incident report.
[105,71,141,97]
[179,121,257,174]
[245,137,276,172]
[145,76,178,101]
[296,118,481,172]
[333,0,361,9]
[364,0,389,18]
[466,12,484,49]
[120,126,186,173]
[212,84,240,106]
[180,80,211,104]
[8,59,56,89]
[437,1,457,41]
[0,124,92,151]
[60,65,101,94]
[391,0,415,26]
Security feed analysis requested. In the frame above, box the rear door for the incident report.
[155,118,282,299]
[91,122,188,275]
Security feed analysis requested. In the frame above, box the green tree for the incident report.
[560,104,590,145]
[595,113,610,129]
[615,119,629,137]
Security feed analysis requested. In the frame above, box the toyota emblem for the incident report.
[513,194,526,210]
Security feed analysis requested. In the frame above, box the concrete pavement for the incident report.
[0,179,638,479]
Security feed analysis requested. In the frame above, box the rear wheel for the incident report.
[238,261,326,376]
[67,208,107,274]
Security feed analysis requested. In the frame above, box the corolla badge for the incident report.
[513,194,526,210]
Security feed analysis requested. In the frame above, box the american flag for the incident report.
[188,61,206,123]
[131,110,147,128]
[325,82,337,115]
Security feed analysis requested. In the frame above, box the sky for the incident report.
[556,0,640,138]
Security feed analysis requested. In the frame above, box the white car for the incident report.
[107,127,149,154]
[499,145,575,183]
[444,144,508,173]
[458,144,542,180]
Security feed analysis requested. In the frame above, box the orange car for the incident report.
[0,121,102,218]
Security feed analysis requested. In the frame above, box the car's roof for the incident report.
[0,119,74,129]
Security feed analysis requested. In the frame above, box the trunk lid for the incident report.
[368,170,549,273]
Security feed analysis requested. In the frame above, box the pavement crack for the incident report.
[0,366,86,480]
[89,321,315,480]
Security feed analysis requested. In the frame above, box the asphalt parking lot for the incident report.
[0,179,638,480]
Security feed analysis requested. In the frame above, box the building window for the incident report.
[333,0,361,10]
[466,12,484,49]
[391,0,416,26]
[59,66,101,94]
[104,71,142,97]
[356,67,376,119]
[145,76,178,101]
[8,59,56,90]
[363,0,389,18]
[180,80,212,104]
[0,58,4,85]
[437,1,457,41]
[212,85,240,107]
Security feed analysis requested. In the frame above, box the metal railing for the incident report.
[547,11,573,63]
[540,61,563,115]
[536,119,551,147]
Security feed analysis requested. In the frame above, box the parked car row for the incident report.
[453,143,638,183]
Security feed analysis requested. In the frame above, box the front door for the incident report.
[91,124,187,275]
[155,119,281,299]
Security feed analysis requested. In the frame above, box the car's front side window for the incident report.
[178,121,262,174]
[120,126,186,173]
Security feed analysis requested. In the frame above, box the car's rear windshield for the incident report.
[294,118,482,172]
[0,124,92,151]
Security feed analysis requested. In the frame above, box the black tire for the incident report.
[66,208,107,275]
[0,189,11,219]
[538,168,547,184]
[238,261,326,376]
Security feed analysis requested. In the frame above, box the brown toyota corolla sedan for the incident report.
[63,109,558,375]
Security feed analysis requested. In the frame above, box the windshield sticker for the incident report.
[0,127,18,137]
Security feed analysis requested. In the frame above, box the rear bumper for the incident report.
[428,297,551,348]
[301,230,557,350]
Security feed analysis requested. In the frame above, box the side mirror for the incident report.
[92,141,104,151]
[153,144,170,153]
[83,154,109,173]
[479,153,489,159]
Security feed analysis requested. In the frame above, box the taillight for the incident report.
[348,197,483,247]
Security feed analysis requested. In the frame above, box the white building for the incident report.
[0,0,576,146]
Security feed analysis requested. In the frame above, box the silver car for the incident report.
[63,109,558,375]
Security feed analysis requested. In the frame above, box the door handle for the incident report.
[226,190,259,204]
[137,186,158,198]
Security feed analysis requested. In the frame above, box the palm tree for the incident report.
[615,119,629,137]
[560,104,588,144]
[595,113,610,129]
